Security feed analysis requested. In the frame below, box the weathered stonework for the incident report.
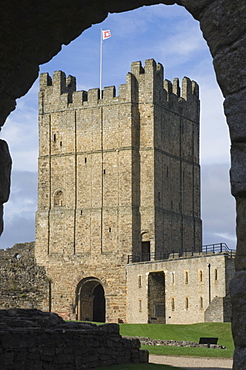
[35,59,202,323]
[0,1,245,368]
[204,296,232,323]
[0,308,147,369]
[0,242,49,310]
[0,244,235,325]
[127,251,234,324]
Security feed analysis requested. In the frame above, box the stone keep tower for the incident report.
[35,59,202,322]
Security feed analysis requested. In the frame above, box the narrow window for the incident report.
[54,190,63,207]
[215,269,218,281]
[141,241,150,262]
[108,227,111,232]
[60,141,62,147]
[185,297,189,310]
[199,270,203,282]
[171,298,175,311]
[185,271,189,284]
[85,157,87,163]
[138,275,142,288]
[139,299,142,312]
[103,169,106,175]
[171,272,175,284]
[166,166,169,177]
[200,297,203,309]
[158,192,161,201]
[53,133,56,142]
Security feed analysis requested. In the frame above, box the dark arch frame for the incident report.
[0,1,245,368]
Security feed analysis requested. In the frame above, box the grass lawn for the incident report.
[96,364,186,370]
[117,322,234,358]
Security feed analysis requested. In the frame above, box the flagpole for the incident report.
[99,28,103,99]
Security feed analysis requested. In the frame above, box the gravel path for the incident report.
[149,354,233,369]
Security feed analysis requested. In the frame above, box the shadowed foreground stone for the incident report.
[0,308,148,369]
[0,140,11,235]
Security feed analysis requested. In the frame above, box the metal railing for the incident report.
[127,251,170,264]
[201,242,235,257]
[127,243,235,264]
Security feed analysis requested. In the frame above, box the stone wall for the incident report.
[127,252,234,324]
[0,309,148,369]
[35,59,201,322]
[0,242,49,310]
[204,296,232,323]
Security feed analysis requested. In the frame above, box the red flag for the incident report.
[102,30,111,40]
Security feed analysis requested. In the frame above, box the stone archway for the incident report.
[76,277,105,322]
[0,1,245,368]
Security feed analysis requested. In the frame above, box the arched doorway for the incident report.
[76,277,105,322]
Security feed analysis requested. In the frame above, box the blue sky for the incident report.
[0,4,236,250]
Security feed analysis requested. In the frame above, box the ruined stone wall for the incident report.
[0,242,49,311]
[0,309,147,369]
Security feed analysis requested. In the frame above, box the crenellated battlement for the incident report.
[40,71,76,94]
[39,59,199,122]
[36,58,202,325]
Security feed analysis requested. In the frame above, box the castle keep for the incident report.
[35,59,223,323]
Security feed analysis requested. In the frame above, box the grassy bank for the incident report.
[118,322,234,358]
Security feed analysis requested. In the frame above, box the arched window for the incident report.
[54,190,64,207]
